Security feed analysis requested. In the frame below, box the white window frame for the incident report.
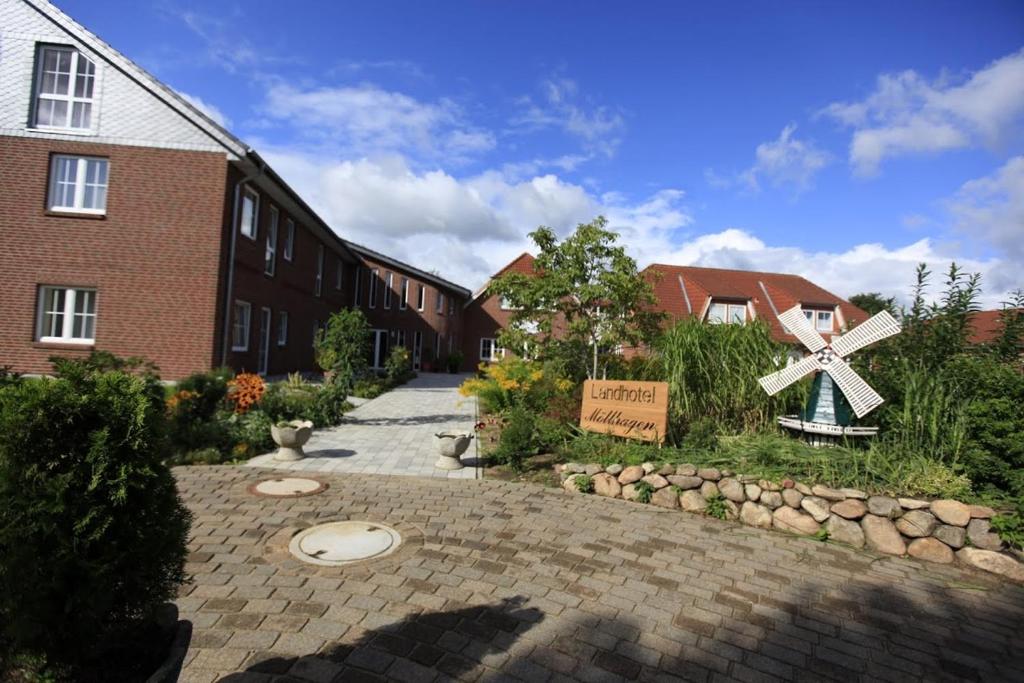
[257,307,272,376]
[707,302,746,325]
[48,155,108,214]
[384,272,394,309]
[283,219,295,261]
[804,309,834,333]
[335,260,343,290]
[33,45,97,132]
[315,244,324,297]
[231,300,251,352]
[480,338,504,362]
[369,268,379,308]
[400,277,409,310]
[36,286,96,344]
[417,284,425,311]
[437,291,445,315]
[277,311,289,346]
[265,206,278,276]
[240,187,259,239]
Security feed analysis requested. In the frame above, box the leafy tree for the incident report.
[848,291,897,317]
[990,290,1024,364]
[488,216,663,380]
[314,309,371,393]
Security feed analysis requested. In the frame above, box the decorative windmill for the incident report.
[759,305,901,445]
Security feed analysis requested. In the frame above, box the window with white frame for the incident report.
[283,219,295,261]
[240,187,258,239]
[314,244,324,297]
[335,260,343,290]
[37,286,96,343]
[437,291,444,314]
[804,309,833,332]
[34,46,96,131]
[400,277,409,310]
[480,338,504,362]
[707,302,747,325]
[231,300,251,351]
[48,155,108,213]
[500,296,519,310]
[417,284,425,311]
[277,311,288,346]
[265,206,278,276]
[384,272,393,309]
[368,269,379,308]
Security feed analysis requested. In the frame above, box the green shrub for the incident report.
[633,480,655,503]
[170,447,229,466]
[385,346,413,385]
[0,371,191,674]
[535,415,571,452]
[175,367,233,421]
[352,375,388,399]
[682,416,719,452]
[493,406,536,472]
[0,365,21,388]
[990,501,1024,550]
[705,494,728,520]
[258,382,319,424]
[446,350,465,373]
[574,474,594,493]
[314,309,371,394]
[225,409,274,458]
[311,381,351,426]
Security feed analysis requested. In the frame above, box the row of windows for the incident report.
[706,302,835,332]
[360,267,458,315]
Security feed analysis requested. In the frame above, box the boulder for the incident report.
[862,515,907,556]
[641,474,670,489]
[697,467,721,481]
[584,463,604,476]
[781,479,795,489]
[759,479,782,492]
[667,475,703,490]
[657,464,676,476]
[651,487,680,509]
[760,491,784,509]
[738,474,760,484]
[605,464,623,476]
[592,473,622,499]
[782,488,804,509]
[723,499,740,521]
[562,474,585,493]
[957,548,1024,582]
[773,507,821,535]
[641,462,657,474]
[895,510,937,538]
[800,496,831,523]
[744,484,762,502]
[811,485,846,502]
[680,490,707,513]
[930,499,970,527]
[867,496,902,519]
[830,499,868,520]
[565,462,585,473]
[969,504,996,519]
[622,483,641,502]
[794,482,812,495]
[898,497,930,510]
[839,488,867,500]
[933,524,966,549]
[618,466,644,485]
[826,515,865,548]
[718,478,746,503]
[740,502,773,529]
[700,481,719,499]
[676,464,697,476]
[907,538,955,564]
[967,518,1005,551]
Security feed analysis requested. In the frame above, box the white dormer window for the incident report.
[707,302,746,325]
[804,309,833,332]
[34,46,97,131]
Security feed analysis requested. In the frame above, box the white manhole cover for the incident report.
[251,477,325,497]
[289,521,402,566]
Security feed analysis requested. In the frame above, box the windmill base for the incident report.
[778,416,878,447]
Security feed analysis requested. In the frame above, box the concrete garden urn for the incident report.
[271,419,314,461]
[434,431,474,470]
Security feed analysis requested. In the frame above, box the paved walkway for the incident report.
[246,373,479,479]
[174,466,1024,683]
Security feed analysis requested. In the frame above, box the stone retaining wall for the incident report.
[560,462,1024,582]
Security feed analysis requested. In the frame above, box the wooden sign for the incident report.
[580,379,669,443]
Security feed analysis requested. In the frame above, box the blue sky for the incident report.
[64,0,1024,304]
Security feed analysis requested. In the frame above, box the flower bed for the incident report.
[561,461,1024,582]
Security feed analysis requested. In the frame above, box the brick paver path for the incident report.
[246,373,479,479]
[175,466,1024,683]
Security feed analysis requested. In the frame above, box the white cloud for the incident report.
[511,76,625,157]
[823,48,1024,175]
[176,91,231,128]
[738,124,830,193]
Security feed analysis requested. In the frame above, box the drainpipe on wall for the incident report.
[220,157,265,367]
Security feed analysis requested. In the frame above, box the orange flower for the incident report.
[227,373,266,414]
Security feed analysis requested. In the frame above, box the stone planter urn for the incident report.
[434,431,474,470]
[271,419,314,461]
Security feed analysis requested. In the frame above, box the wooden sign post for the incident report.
[579,379,669,443]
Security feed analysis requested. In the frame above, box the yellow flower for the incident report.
[530,370,543,382]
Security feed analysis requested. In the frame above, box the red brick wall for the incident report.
[461,293,513,371]
[0,136,228,380]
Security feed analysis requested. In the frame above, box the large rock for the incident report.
[584,463,604,476]
[957,548,1024,582]
[605,464,623,476]
[908,537,954,564]
[651,486,680,509]
[618,466,644,485]
[826,515,865,548]
[967,518,1005,551]
[800,496,831,523]
[739,502,773,529]
[700,481,719,499]
[641,462,657,474]
[933,524,966,549]
[839,488,867,500]
[898,497,930,510]
[565,462,585,473]
[867,496,902,519]
[862,515,907,556]
[772,506,821,535]
[592,473,622,499]
[622,483,641,502]
[811,485,846,502]
[562,474,585,493]
[782,488,803,509]
[969,504,996,519]
[760,490,783,509]
[667,475,703,490]
[676,464,697,476]
[641,473,670,489]
[744,484,762,501]
[830,499,867,520]
[759,479,782,492]
[680,490,707,513]
[930,499,970,527]
[794,482,812,495]
[697,467,721,481]
[657,464,676,476]
[723,499,740,520]
[895,510,937,538]
[718,478,746,503]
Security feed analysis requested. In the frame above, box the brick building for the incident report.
[460,253,536,370]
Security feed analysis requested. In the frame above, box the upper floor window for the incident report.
[34,46,96,131]
[314,244,324,297]
[37,286,96,343]
[804,309,833,332]
[384,272,393,309]
[480,338,504,362]
[240,187,258,239]
[336,260,343,290]
[707,302,746,325]
[400,278,409,310]
[283,219,295,260]
[265,206,278,276]
[48,155,107,214]
[369,268,379,308]
[417,284,425,311]
[437,291,445,315]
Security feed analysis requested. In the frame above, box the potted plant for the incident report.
[271,419,314,461]
[434,430,474,470]
[446,350,464,373]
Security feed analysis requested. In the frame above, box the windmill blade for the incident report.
[831,310,901,358]
[824,356,884,418]
[777,306,827,353]
[759,354,821,396]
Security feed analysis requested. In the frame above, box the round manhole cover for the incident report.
[289,522,402,566]
[250,477,327,497]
